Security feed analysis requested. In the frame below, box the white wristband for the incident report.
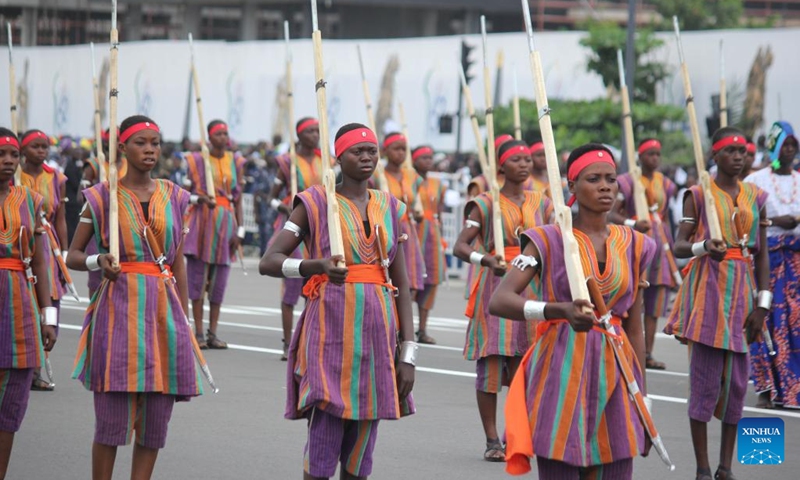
[270,198,282,210]
[283,221,303,237]
[465,219,481,229]
[624,218,636,228]
[237,226,246,239]
[757,290,773,310]
[41,306,58,327]
[190,194,199,205]
[86,254,101,272]
[399,341,419,366]
[469,251,485,266]
[691,240,708,257]
[523,300,547,321]
[281,258,304,278]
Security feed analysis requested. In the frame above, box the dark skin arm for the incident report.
[672,193,726,260]
[32,232,56,351]
[67,207,121,281]
[453,206,505,277]
[610,196,651,233]
[771,215,798,230]
[265,169,292,216]
[744,206,770,344]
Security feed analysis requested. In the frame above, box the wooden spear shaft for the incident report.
[356,44,389,192]
[108,1,120,266]
[91,42,107,182]
[7,23,21,185]
[512,66,522,141]
[311,0,345,266]
[481,16,505,267]
[189,33,216,201]
[617,50,650,222]
[719,39,727,128]
[673,17,723,241]
[458,66,490,177]
[285,21,298,199]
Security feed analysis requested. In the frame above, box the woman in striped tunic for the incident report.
[20,129,67,391]
[454,140,552,462]
[68,116,204,480]
[664,127,769,480]
[260,123,416,480]
[0,128,57,478]
[490,144,656,479]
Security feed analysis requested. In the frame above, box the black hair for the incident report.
[566,143,615,176]
[711,126,745,145]
[207,119,226,133]
[0,127,17,139]
[120,115,158,142]
[335,123,369,141]
[498,140,528,158]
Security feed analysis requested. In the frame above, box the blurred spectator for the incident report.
[243,151,278,255]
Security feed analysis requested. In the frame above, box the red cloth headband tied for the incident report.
[566,150,616,206]
[529,142,544,154]
[208,123,228,135]
[499,145,530,166]
[297,119,319,134]
[21,130,47,148]
[637,139,661,155]
[412,147,434,162]
[334,128,377,158]
[1,136,19,151]
[119,121,160,143]
[494,134,514,150]
[382,134,406,149]
[746,142,756,154]
[712,135,746,153]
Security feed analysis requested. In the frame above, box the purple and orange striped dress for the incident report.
[21,166,66,301]
[385,169,425,291]
[0,187,45,370]
[506,225,656,470]
[183,151,245,266]
[72,180,202,398]
[463,191,552,361]
[664,182,767,353]
[285,185,413,421]
[417,176,446,285]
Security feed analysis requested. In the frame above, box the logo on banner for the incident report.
[738,417,784,465]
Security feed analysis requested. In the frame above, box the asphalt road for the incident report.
[10,260,800,479]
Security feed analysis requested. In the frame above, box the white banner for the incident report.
[1,28,797,151]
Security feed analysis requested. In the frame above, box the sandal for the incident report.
[416,330,437,345]
[755,392,774,409]
[195,333,208,350]
[206,330,228,349]
[714,467,738,480]
[31,371,55,392]
[645,353,666,370]
[695,468,713,480]
[281,340,289,362]
[484,439,506,462]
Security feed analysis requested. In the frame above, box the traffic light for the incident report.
[461,40,475,84]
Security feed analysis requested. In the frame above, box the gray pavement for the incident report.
[10,261,800,479]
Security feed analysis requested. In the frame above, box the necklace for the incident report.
[769,170,799,205]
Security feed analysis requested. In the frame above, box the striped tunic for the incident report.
[183,151,245,265]
[21,167,67,300]
[417,176,446,285]
[72,180,202,397]
[463,192,552,360]
[664,182,767,353]
[467,174,545,195]
[0,187,45,370]
[507,225,655,469]
[385,169,425,290]
[617,172,677,288]
[286,185,412,421]
[85,157,127,184]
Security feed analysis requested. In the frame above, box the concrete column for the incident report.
[421,9,438,37]
[463,9,479,34]
[181,3,202,39]
[21,7,38,46]
[125,3,143,41]
[241,2,258,41]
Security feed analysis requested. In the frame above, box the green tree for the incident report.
[653,0,744,30]
[579,22,667,102]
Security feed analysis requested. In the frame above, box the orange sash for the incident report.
[422,210,438,222]
[534,315,623,343]
[680,246,748,277]
[464,246,521,318]
[302,264,396,300]
[119,262,173,278]
[0,258,25,271]
[214,196,233,210]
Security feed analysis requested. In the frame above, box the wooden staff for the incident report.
[480,16,505,267]
[673,17,723,242]
[7,22,21,185]
[512,65,522,141]
[618,50,682,287]
[310,0,345,266]
[458,66,490,177]
[188,33,216,201]
[90,42,107,182]
[719,39,727,128]
[284,21,298,199]
[107,1,120,266]
[356,44,389,192]
[398,102,424,216]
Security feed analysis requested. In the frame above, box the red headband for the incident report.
[712,135,746,153]
[382,133,406,150]
[119,121,160,143]
[495,134,514,150]
[529,142,544,154]
[21,130,47,148]
[746,142,756,154]
[208,123,228,136]
[1,136,20,151]
[334,128,378,158]
[412,147,434,162]
[499,145,530,166]
[637,139,661,155]
[566,150,616,206]
[297,119,319,134]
